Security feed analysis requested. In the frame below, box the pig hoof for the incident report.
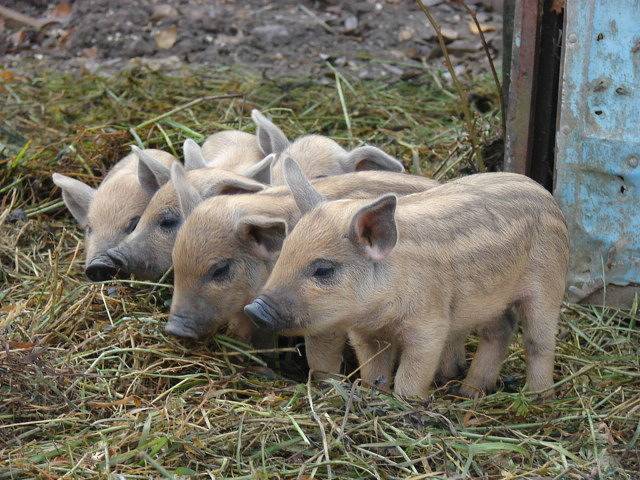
[528,387,555,402]
[457,384,486,399]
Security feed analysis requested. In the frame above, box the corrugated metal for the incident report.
[554,0,640,299]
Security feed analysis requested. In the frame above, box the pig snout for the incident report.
[85,255,118,281]
[244,296,282,330]
[165,313,205,339]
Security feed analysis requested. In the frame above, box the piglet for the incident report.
[252,109,404,185]
[245,170,569,399]
[52,148,175,281]
[104,155,269,281]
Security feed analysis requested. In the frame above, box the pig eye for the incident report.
[124,216,140,234]
[207,260,231,282]
[159,212,180,230]
[310,259,337,281]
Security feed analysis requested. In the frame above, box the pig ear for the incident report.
[171,162,203,217]
[342,146,404,173]
[133,146,171,194]
[242,153,274,184]
[283,157,324,214]
[251,109,290,156]
[211,177,265,196]
[183,139,207,170]
[52,173,96,225]
[237,215,288,260]
[349,194,398,261]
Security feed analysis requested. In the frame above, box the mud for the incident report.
[2,0,503,79]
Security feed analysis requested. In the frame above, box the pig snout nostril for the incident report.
[85,257,117,282]
[244,296,279,330]
[105,249,125,269]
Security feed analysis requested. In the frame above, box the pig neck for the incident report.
[244,188,301,226]
[206,144,261,171]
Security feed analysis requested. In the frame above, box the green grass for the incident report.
[1,66,638,479]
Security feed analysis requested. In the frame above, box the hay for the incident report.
[1,67,638,478]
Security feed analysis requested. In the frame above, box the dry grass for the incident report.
[1,66,639,479]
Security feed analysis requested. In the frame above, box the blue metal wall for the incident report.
[554,0,640,298]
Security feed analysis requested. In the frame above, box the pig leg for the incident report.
[459,312,517,398]
[518,295,561,398]
[394,323,448,398]
[348,331,397,392]
[305,331,347,379]
[435,331,468,383]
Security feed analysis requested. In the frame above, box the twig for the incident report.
[327,63,354,146]
[299,4,336,34]
[0,5,49,30]
[415,0,484,171]
[139,452,175,479]
[134,94,241,130]
[307,371,333,479]
[345,341,391,381]
[338,379,360,442]
[460,1,505,134]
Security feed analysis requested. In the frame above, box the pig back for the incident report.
[314,171,439,200]
[201,131,263,172]
[391,173,568,295]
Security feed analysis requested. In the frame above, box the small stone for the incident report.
[155,25,177,49]
[80,47,98,59]
[151,4,178,22]
[129,55,183,72]
[358,69,374,80]
[251,25,289,44]
[440,27,459,42]
[404,46,419,59]
[7,209,27,223]
[421,0,442,6]
[398,26,415,42]
[445,39,481,55]
[344,15,358,32]
[382,63,403,76]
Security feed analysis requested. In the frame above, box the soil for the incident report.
[1,0,503,79]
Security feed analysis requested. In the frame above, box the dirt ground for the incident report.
[2,0,503,79]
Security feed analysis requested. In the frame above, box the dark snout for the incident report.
[244,296,281,330]
[165,313,204,339]
[85,255,118,281]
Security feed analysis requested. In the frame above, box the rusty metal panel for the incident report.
[554,0,640,299]
[504,0,540,175]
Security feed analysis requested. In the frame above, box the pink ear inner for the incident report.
[357,210,390,261]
